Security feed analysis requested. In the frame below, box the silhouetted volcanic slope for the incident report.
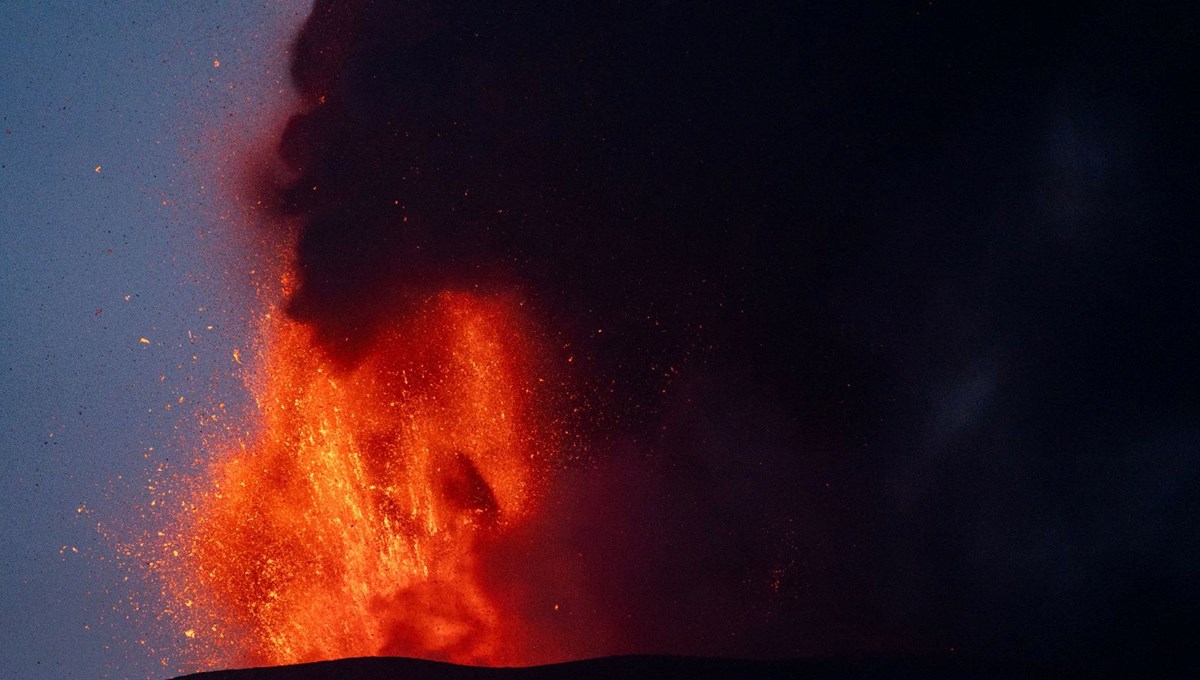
[173,654,1056,680]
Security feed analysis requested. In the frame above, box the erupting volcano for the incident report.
[4,0,1195,677]
[145,1,818,672]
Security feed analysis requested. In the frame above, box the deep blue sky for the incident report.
[1,3,308,678]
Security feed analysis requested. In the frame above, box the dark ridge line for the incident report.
[172,652,1073,680]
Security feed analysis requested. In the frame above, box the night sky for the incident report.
[4,1,1200,678]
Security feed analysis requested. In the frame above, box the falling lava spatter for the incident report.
[169,277,560,668]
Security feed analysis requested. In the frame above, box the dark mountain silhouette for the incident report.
[170,653,1149,680]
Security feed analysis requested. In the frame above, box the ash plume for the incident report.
[256,0,1200,670]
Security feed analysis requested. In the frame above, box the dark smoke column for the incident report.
[257,0,866,663]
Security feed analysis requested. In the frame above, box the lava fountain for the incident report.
[178,279,559,667]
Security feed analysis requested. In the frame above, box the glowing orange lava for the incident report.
[179,287,556,667]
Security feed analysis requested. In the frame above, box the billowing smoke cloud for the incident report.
[273,1,728,400]
[260,0,1200,670]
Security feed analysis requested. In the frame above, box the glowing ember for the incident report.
[174,287,556,667]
